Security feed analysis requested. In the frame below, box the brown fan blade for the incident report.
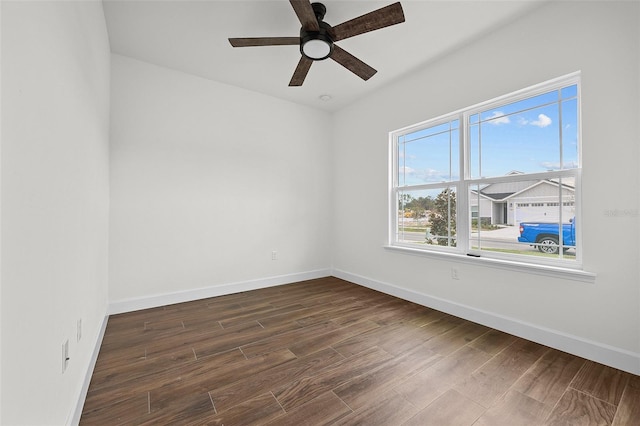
[289,56,313,86]
[229,37,299,47]
[289,0,319,31]
[331,2,405,42]
[330,45,377,81]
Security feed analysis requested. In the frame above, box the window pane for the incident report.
[397,187,456,248]
[470,85,579,178]
[469,175,576,261]
[398,121,458,185]
[561,98,579,169]
[480,91,559,123]
[471,103,562,177]
[561,85,577,99]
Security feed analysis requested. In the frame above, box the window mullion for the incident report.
[457,112,469,254]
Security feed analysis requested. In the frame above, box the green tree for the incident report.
[402,196,435,220]
[398,193,413,210]
[428,189,456,246]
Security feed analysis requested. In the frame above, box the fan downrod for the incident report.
[311,2,326,21]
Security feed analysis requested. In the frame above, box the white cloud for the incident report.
[423,168,444,181]
[531,113,552,128]
[486,111,510,125]
[540,161,560,170]
[540,161,578,170]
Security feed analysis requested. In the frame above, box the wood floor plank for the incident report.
[402,389,485,426]
[137,392,215,425]
[394,345,492,410]
[256,304,335,328]
[331,323,408,357]
[334,390,419,426]
[203,392,285,426]
[333,345,442,410]
[209,347,344,413]
[570,360,630,405]
[421,320,490,356]
[90,343,147,375]
[147,351,294,412]
[85,351,264,408]
[612,375,640,426]
[294,300,371,327]
[513,348,585,407]
[191,320,301,359]
[265,391,353,426]
[376,321,435,356]
[80,392,149,425]
[219,303,309,328]
[239,320,339,358]
[287,319,380,358]
[545,388,617,426]
[88,347,200,392]
[473,390,552,426]
[273,345,395,411]
[453,338,548,407]
[150,348,298,407]
[466,328,518,356]
[81,277,640,426]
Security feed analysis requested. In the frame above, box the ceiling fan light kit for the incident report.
[228,0,405,86]
[300,3,333,60]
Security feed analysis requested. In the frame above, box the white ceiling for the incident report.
[102,0,546,112]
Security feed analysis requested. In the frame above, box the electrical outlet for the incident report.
[451,268,460,280]
[62,340,69,374]
[77,318,82,342]
[271,250,277,260]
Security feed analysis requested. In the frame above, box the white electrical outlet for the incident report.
[62,340,69,373]
[451,268,460,280]
[271,250,277,260]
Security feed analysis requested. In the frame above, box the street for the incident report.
[398,226,575,256]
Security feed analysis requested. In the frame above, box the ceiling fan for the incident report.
[228,0,405,86]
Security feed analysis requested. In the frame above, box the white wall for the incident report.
[332,1,640,372]
[108,55,332,306]
[1,1,110,424]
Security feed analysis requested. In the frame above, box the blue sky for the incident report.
[399,84,579,188]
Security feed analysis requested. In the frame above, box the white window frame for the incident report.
[388,72,595,281]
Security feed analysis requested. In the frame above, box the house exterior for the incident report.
[470,172,575,225]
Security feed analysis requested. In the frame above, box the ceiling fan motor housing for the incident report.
[300,21,333,60]
[300,3,333,61]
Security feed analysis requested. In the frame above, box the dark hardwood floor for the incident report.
[81,277,640,425]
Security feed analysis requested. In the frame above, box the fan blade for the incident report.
[289,56,313,86]
[331,2,405,42]
[330,45,377,81]
[229,37,299,47]
[289,0,319,31]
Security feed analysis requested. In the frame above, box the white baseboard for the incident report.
[108,269,332,315]
[332,268,640,376]
[69,313,109,426]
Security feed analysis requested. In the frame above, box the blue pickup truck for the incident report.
[518,218,576,254]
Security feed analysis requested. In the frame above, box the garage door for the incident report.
[515,203,574,223]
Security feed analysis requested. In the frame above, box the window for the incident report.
[390,73,581,268]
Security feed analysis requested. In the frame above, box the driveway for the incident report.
[471,225,520,240]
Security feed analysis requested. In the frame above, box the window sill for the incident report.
[384,245,596,283]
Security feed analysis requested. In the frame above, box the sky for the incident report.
[398,84,579,191]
